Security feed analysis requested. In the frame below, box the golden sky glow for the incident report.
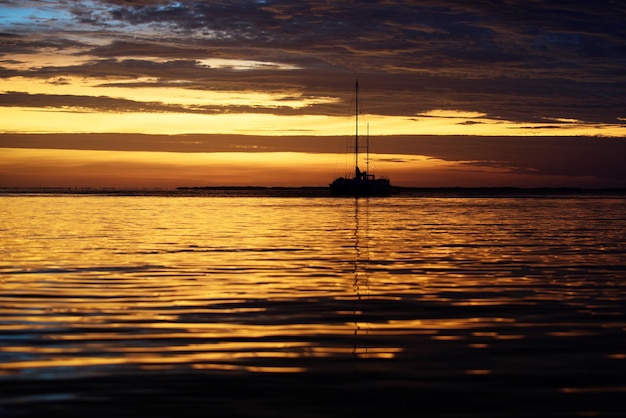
[1,1,625,187]
[3,102,625,138]
[2,74,624,137]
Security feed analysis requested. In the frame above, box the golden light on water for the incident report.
[1,191,625,418]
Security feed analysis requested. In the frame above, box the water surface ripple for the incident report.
[1,194,625,417]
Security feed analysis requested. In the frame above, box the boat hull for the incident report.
[329,177,393,196]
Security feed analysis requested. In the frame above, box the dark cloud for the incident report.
[0,90,328,116]
[0,91,192,113]
[383,134,626,185]
[2,133,625,186]
[1,0,625,124]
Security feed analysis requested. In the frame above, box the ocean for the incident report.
[1,190,625,417]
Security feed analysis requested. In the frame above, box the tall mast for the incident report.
[355,79,359,176]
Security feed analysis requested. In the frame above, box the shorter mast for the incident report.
[355,79,359,178]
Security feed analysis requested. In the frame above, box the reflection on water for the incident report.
[352,197,372,357]
[1,194,626,416]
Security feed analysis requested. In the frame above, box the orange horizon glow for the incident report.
[0,147,610,189]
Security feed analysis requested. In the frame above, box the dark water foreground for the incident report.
[4,308,626,418]
[4,362,624,418]
[1,193,625,417]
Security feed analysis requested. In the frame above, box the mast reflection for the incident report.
[353,196,371,356]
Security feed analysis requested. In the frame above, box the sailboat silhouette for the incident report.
[330,80,393,196]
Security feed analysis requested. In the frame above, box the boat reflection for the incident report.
[352,196,372,357]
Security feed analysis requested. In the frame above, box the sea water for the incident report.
[1,192,625,417]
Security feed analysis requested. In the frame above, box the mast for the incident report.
[355,79,359,177]
[366,122,370,174]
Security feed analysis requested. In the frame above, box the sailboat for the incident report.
[329,80,393,196]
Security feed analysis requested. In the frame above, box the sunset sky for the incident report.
[1,0,625,188]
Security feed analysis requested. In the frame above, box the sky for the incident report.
[1,0,625,188]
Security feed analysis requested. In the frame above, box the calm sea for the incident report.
[1,191,626,417]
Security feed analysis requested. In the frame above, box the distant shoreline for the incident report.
[2,186,626,198]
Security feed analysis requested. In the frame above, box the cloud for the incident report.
[2,133,625,185]
[1,1,625,126]
[0,90,198,113]
[386,135,626,183]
